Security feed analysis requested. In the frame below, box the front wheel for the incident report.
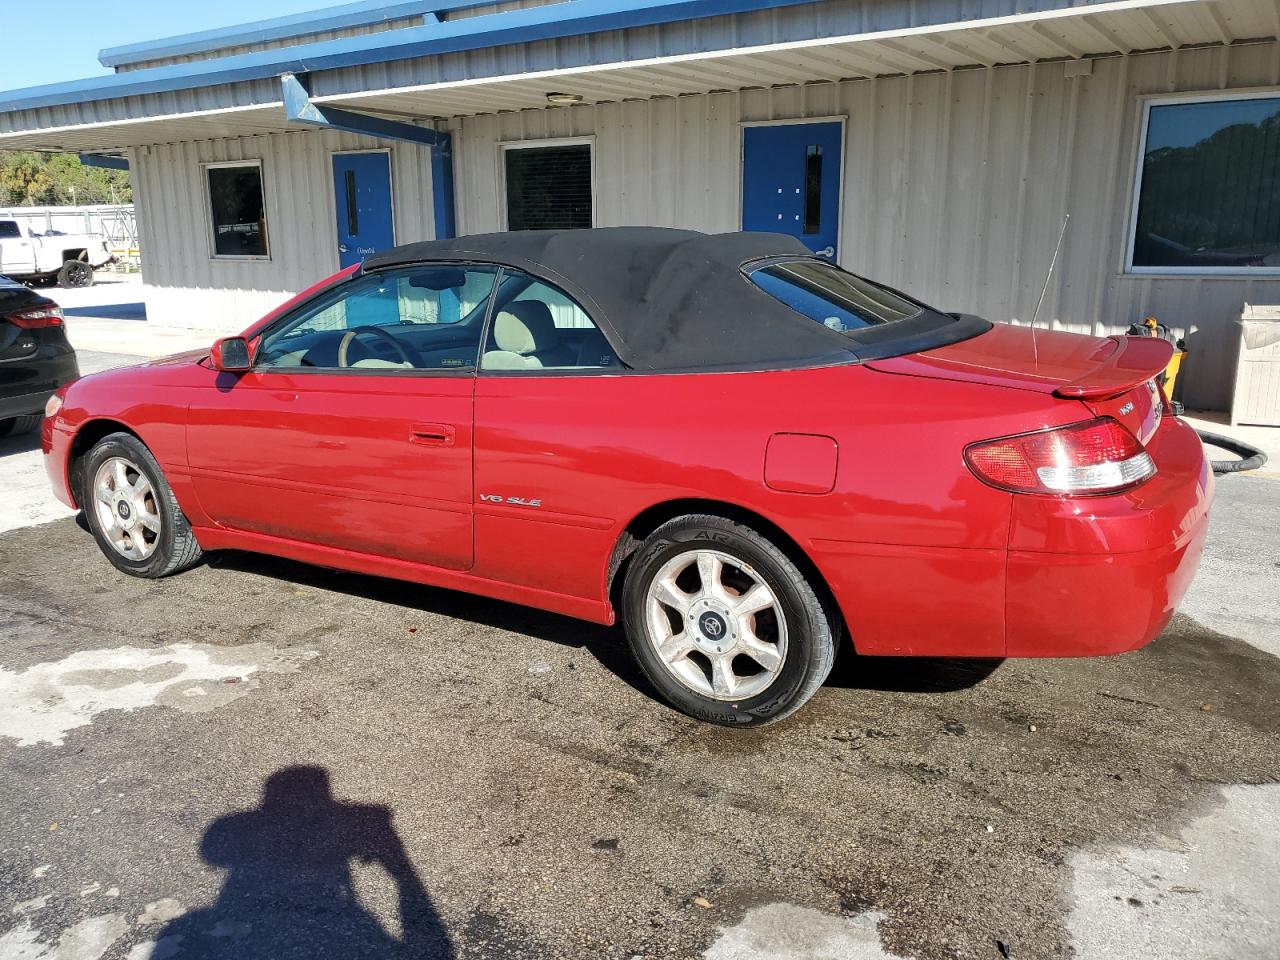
[622,515,836,727]
[81,432,204,578]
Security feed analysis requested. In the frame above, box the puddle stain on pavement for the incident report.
[0,642,319,747]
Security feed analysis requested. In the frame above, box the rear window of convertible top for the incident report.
[747,259,925,333]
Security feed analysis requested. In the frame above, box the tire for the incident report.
[57,259,94,288]
[622,514,836,727]
[0,415,42,437]
[80,432,204,578]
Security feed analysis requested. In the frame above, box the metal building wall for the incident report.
[456,40,1280,410]
[130,128,436,331]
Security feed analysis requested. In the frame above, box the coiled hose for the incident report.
[1195,430,1269,474]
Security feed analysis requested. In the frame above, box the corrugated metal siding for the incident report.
[115,18,428,72]
[131,128,436,330]
[455,40,1280,409]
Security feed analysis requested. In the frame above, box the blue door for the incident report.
[332,152,395,270]
[742,122,843,261]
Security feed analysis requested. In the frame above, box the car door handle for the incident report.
[409,423,455,446]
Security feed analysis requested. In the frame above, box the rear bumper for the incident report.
[812,413,1212,659]
[0,350,78,419]
[0,388,53,419]
[1004,414,1212,656]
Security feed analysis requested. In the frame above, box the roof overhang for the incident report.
[3,0,1276,154]
[97,0,501,69]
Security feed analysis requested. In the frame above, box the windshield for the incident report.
[747,259,925,333]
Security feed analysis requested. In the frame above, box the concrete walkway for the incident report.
[1182,411,1280,478]
[54,274,214,359]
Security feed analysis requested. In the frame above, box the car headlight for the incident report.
[44,393,64,418]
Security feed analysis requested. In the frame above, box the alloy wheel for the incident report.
[92,457,162,560]
[645,548,789,701]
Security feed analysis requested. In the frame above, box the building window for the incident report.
[503,141,592,231]
[207,161,269,259]
[1129,92,1280,274]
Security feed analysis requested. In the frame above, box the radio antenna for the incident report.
[1030,213,1070,368]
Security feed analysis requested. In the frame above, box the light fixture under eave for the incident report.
[545,92,584,106]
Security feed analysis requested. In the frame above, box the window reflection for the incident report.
[1132,96,1280,270]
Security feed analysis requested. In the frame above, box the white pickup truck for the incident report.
[0,218,113,287]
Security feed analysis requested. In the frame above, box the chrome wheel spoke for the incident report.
[652,577,692,616]
[128,528,149,556]
[111,459,130,491]
[94,482,114,506]
[738,631,783,672]
[710,655,738,697]
[695,552,724,600]
[657,631,696,664]
[137,507,162,533]
[733,583,774,617]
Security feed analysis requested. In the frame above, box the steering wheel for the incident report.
[336,325,418,368]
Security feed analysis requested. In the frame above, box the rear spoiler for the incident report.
[1052,335,1173,401]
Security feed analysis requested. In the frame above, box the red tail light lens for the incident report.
[965,417,1155,495]
[9,306,64,328]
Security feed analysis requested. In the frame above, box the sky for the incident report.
[0,0,332,91]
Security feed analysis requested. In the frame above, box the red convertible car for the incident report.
[43,228,1212,725]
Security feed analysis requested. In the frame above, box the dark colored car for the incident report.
[0,275,78,436]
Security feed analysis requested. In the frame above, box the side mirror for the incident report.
[210,336,253,372]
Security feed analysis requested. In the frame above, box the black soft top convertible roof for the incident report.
[364,227,979,372]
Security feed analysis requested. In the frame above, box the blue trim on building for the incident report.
[1,0,819,114]
[282,73,456,239]
[98,0,503,68]
[429,135,457,240]
[78,154,130,170]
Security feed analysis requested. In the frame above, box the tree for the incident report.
[0,151,132,206]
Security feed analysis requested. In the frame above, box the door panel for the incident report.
[187,370,475,570]
[0,223,37,275]
[332,152,395,274]
[742,122,843,260]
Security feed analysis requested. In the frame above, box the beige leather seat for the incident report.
[485,301,575,369]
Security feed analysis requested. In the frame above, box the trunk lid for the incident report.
[867,321,1172,442]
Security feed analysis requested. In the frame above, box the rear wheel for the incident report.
[81,433,203,578]
[58,259,94,288]
[622,514,836,726]
[0,415,41,437]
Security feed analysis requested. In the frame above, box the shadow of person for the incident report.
[152,766,452,959]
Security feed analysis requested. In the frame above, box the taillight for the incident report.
[9,306,63,328]
[965,417,1155,495]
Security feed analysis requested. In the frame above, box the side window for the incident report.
[207,161,269,259]
[256,265,498,372]
[481,272,622,372]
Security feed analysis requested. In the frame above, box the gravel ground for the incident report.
[0,468,1276,959]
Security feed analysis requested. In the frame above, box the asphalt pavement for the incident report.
[1,340,1278,960]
